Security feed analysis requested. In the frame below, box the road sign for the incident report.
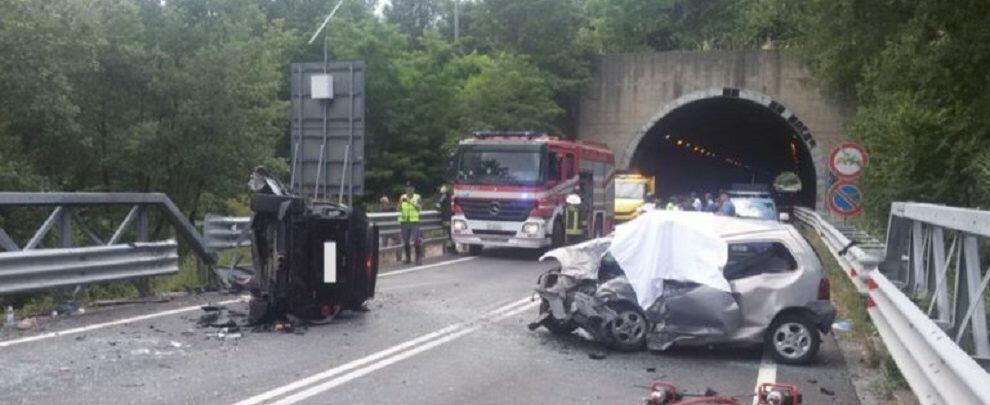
[827,181,863,217]
[290,61,366,202]
[829,143,868,179]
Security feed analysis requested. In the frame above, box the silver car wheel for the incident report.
[610,310,647,344]
[772,322,812,359]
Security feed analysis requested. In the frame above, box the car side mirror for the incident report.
[779,212,790,222]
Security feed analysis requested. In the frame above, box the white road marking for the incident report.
[269,302,538,405]
[0,296,248,348]
[233,297,537,405]
[377,256,478,278]
[752,352,777,405]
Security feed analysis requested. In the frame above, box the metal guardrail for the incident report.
[201,210,448,255]
[366,211,446,253]
[0,241,178,295]
[202,215,251,253]
[794,205,990,404]
[0,192,215,296]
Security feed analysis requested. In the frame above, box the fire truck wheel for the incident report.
[551,218,565,248]
[467,244,483,255]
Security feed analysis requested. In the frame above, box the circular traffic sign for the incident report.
[827,181,863,217]
[829,143,869,179]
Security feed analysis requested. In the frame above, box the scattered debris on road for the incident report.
[587,351,607,360]
[16,317,37,330]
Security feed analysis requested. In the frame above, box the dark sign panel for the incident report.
[289,61,365,202]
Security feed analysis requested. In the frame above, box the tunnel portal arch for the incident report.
[619,88,825,207]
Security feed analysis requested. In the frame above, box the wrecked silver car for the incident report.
[531,211,835,364]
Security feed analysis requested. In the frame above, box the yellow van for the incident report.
[614,174,656,222]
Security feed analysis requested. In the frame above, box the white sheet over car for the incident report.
[609,211,730,308]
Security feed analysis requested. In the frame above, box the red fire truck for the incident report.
[450,131,615,253]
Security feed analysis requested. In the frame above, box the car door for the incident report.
[723,239,806,341]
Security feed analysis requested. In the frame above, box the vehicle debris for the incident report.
[832,319,852,332]
[238,166,380,325]
[197,305,241,328]
[16,317,37,330]
[532,211,836,364]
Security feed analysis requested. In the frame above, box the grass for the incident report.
[797,224,909,398]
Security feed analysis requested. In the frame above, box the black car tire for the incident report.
[467,244,483,255]
[604,301,649,352]
[766,313,821,365]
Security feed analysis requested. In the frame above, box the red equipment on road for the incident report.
[643,381,802,405]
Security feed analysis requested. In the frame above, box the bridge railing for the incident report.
[794,204,990,404]
[0,192,214,296]
[201,210,448,257]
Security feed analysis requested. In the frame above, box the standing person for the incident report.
[703,192,716,212]
[379,195,393,212]
[436,184,453,253]
[399,182,423,265]
[691,192,703,211]
[715,192,736,217]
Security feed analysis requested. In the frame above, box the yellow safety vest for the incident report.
[565,205,583,236]
[399,193,421,223]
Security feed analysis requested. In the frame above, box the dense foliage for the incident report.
[0,0,986,220]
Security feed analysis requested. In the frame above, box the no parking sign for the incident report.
[826,143,868,217]
[827,181,863,217]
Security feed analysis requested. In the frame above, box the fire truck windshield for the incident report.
[456,146,544,186]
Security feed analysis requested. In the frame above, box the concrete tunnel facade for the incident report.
[575,50,853,209]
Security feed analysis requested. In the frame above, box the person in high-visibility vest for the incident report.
[564,194,584,243]
[399,182,423,265]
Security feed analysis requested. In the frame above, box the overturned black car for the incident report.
[242,169,379,324]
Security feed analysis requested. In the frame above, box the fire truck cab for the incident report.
[450,131,614,253]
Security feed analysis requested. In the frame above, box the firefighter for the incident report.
[399,182,423,265]
[436,184,453,253]
[564,193,584,243]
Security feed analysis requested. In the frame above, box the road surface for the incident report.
[0,249,859,404]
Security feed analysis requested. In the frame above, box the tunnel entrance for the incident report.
[628,94,818,207]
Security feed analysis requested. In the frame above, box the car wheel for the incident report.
[539,299,578,336]
[766,313,821,365]
[604,301,649,352]
[467,244,483,255]
[551,218,565,248]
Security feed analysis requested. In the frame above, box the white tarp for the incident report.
[608,211,730,308]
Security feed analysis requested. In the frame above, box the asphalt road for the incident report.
[0,249,859,404]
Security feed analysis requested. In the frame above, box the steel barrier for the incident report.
[201,210,448,256]
[794,205,990,404]
[202,215,251,253]
[0,241,178,295]
[0,192,215,296]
